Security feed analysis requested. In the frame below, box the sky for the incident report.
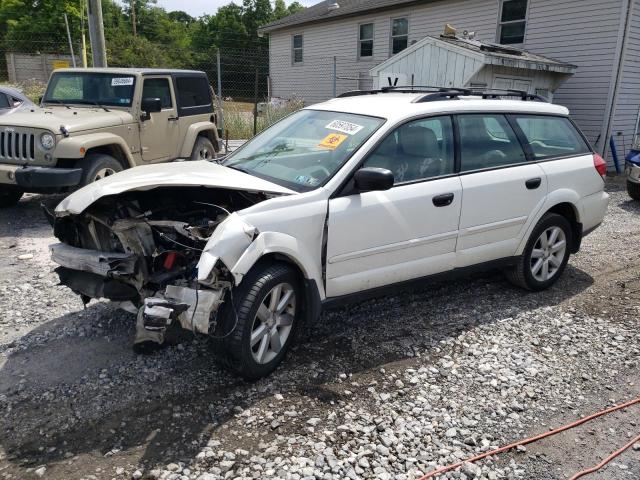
[153,0,320,17]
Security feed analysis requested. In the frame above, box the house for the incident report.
[259,0,640,164]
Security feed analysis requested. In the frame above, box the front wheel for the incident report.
[214,262,302,380]
[505,213,572,291]
[0,186,23,207]
[77,153,123,187]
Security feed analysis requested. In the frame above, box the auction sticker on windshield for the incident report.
[112,77,134,86]
[318,133,348,150]
[326,120,364,135]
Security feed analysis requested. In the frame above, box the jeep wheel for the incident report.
[78,153,123,187]
[0,186,24,207]
[505,213,572,291]
[213,262,302,380]
[190,136,216,161]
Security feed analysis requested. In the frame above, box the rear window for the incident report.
[514,115,591,159]
[176,76,211,109]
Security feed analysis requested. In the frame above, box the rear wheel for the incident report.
[78,153,123,187]
[627,179,640,201]
[0,186,23,207]
[505,213,572,291]
[190,136,217,161]
[214,262,302,380]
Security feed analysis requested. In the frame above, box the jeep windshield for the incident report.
[223,109,384,192]
[42,72,136,107]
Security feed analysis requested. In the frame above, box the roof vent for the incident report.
[328,2,340,11]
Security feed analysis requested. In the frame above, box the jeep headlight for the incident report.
[40,133,55,150]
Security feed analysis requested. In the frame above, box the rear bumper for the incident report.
[580,190,610,234]
[14,166,82,189]
[626,162,640,183]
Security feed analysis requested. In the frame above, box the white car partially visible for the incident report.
[50,87,609,379]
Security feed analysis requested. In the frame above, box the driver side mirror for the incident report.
[141,97,162,121]
[354,167,394,193]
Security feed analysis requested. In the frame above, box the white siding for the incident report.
[523,0,624,149]
[268,0,500,104]
[611,0,640,163]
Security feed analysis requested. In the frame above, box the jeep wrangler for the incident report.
[0,68,221,207]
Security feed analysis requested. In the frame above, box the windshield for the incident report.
[223,109,385,192]
[43,72,136,107]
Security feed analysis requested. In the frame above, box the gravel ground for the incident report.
[0,179,639,480]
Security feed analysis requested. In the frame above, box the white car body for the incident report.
[51,90,609,377]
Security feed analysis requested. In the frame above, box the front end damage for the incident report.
[50,186,262,345]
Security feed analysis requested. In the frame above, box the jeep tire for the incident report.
[213,262,302,380]
[78,153,123,187]
[505,213,572,291]
[190,136,216,160]
[0,186,24,207]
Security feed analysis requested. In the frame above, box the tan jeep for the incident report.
[0,68,221,207]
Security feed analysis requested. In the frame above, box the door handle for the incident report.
[433,193,454,207]
[168,116,179,122]
[525,177,542,190]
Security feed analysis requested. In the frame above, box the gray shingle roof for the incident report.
[259,0,430,33]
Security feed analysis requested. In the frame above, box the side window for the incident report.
[0,94,10,109]
[292,34,303,64]
[176,76,211,108]
[364,116,454,184]
[514,115,591,159]
[142,78,173,109]
[458,114,526,171]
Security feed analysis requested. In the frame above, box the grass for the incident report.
[220,98,304,140]
[1,80,47,102]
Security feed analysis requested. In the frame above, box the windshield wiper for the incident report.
[43,99,71,109]
[74,100,110,112]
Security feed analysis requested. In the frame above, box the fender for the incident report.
[515,188,581,255]
[54,133,136,167]
[179,122,220,157]
[230,231,326,299]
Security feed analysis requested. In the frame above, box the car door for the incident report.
[139,76,180,162]
[325,116,462,297]
[455,113,547,267]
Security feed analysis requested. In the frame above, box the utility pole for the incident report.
[87,0,107,67]
[131,0,137,36]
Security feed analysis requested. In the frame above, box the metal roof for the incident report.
[259,0,436,33]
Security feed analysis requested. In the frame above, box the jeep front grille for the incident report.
[0,131,35,161]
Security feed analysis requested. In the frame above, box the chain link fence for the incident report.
[0,33,371,139]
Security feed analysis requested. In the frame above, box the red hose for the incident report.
[569,432,640,480]
[417,396,640,480]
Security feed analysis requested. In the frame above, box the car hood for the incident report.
[0,106,133,132]
[55,161,295,215]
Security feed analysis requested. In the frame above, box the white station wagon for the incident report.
[49,87,610,379]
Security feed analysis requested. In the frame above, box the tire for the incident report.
[213,262,302,380]
[0,186,23,207]
[190,136,217,161]
[77,153,123,187]
[505,213,572,291]
[627,179,640,201]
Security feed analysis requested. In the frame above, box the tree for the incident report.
[273,0,288,20]
[287,2,305,15]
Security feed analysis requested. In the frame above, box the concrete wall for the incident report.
[5,53,74,84]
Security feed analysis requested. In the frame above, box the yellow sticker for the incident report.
[318,133,348,150]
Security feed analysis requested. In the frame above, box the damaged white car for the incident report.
[49,87,609,379]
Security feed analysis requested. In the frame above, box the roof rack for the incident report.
[336,86,549,103]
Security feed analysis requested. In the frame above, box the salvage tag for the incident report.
[112,77,134,86]
[318,133,348,150]
[325,120,364,135]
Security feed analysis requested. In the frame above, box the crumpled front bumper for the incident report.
[50,243,137,277]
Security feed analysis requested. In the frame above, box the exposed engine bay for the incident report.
[49,186,268,344]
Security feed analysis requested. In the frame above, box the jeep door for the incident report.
[325,116,462,297]
[455,113,547,267]
[139,76,180,162]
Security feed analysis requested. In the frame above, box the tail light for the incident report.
[593,153,607,179]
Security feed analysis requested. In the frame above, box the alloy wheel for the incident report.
[250,282,296,364]
[93,167,117,182]
[530,226,566,282]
